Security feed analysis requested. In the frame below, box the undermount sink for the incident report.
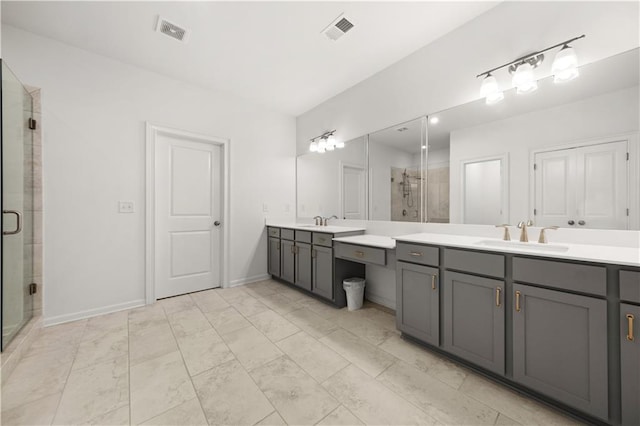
[475,239,569,252]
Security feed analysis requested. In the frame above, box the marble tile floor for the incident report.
[1,279,578,425]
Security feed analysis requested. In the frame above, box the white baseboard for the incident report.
[365,292,396,310]
[43,299,146,327]
[228,273,270,288]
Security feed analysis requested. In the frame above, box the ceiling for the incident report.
[1,1,498,116]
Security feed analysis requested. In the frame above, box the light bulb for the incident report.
[512,62,538,94]
[309,141,318,152]
[480,73,504,105]
[429,116,439,125]
[552,45,579,83]
[336,140,345,148]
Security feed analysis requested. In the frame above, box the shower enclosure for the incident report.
[1,60,35,351]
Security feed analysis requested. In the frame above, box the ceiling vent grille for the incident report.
[156,16,189,42]
[322,14,355,41]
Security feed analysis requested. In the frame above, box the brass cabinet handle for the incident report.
[515,291,521,312]
[431,275,437,290]
[276,242,280,251]
[354,250,365,258]
[627,314,635,342]
[291,245,295,254]
[311,249,316,258]
[496,287,502,307]
[409,251,422,257]
[294,246,299,255]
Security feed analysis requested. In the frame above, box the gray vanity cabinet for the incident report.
[312,245,333,300]
[267,237,280,277]
[512,283,608,420]
[280,238,295,283]
[443,271,505,374]
[294,242,312,290]
[621,303,640,426]
[396,261,439,346]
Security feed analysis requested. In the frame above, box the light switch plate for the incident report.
[119,201,134,213]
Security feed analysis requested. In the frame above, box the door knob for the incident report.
[578,220,586,226]
[213,221,221,227]
[568,220,575,225]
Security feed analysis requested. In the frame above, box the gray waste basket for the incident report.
[343,278,365,311]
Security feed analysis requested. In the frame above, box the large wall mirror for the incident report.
[428,47,639,230]
[296,136,367,219]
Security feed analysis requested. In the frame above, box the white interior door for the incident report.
[341,164,366,219]
[534,140,628,229]
[575,140,628,229]
[155,133,222,299]
[534,149,576,228]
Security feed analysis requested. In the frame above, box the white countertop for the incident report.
[332,234,396,249]
[266,222,365,234]
[394,233,640,267]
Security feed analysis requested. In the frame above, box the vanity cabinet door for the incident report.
[312,245,333,300]
[280,239,295,284]
[295,243,312,291]
[621,303,640,426]
[268,237,280,278]
[396,261,439,346]
[512,284,608,420]
[443,271,505,375]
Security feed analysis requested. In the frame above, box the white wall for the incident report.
[449,86,639,226]
[2,26,296,324]
[296,1,639,154]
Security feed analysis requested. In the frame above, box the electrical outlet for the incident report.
[119,201,134,213]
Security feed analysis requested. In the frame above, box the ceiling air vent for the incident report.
[156,16,189,42]
[322,14,355,41]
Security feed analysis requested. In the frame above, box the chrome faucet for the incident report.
[323,215,338,226]
[313,216,323,226]
[538,226,559,244]
[495,224,511,241]
[517,220,534,242]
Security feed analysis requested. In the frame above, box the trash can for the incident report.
[343,278,366,311]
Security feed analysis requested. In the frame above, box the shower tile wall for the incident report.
[426,166,450,223]
[27,87,42,317]
[390,167,421,222]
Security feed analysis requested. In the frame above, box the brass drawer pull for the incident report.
[627,314,635,342]
[496,287,502,307]
[276,242,280,251]
[409,251,423,257]
[354,250,365,258]
[311,249,316,258]
[431,275,437,290]
[291,245,295,254]
[515,291,521,312]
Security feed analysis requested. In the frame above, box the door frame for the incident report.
[338,161,367,220]
[145,122,230,305]
[529,132,638,230]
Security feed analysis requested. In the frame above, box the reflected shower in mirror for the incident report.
[368,117,426,222]
[428,48,639,230]
[297,136,366,220]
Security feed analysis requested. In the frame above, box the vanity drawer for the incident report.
[313,232,333,247]
[267,227,280,238]
[444,248,504,279]
[513,257,606,297]
[281,228,295,240]
[396,243,439,267]
[620,270,640,304]
[335,243,386,266]
[295,230,312,243]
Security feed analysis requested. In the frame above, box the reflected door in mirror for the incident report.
[462,158,507,225]
[341,163,366,219]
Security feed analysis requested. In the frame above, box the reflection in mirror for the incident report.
[368,117,426,222]
[462,156,508,225]
[296,136,366,219]
[428,48,639,230]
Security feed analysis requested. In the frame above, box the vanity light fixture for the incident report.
[309,130,342,154]
[476,34,585,104]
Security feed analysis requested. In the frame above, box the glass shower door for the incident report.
[1,60,35,351]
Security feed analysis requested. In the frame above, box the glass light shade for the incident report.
[480,74,499,97]
[326,134,336,148]
[552,45,579,83]
[335,140,345,148]
[554,67,579,83]
[512,63,538,94]
[317,145,326,153]
[485,91,505,105]
[318,138,327,150]
[309,141,318,152]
